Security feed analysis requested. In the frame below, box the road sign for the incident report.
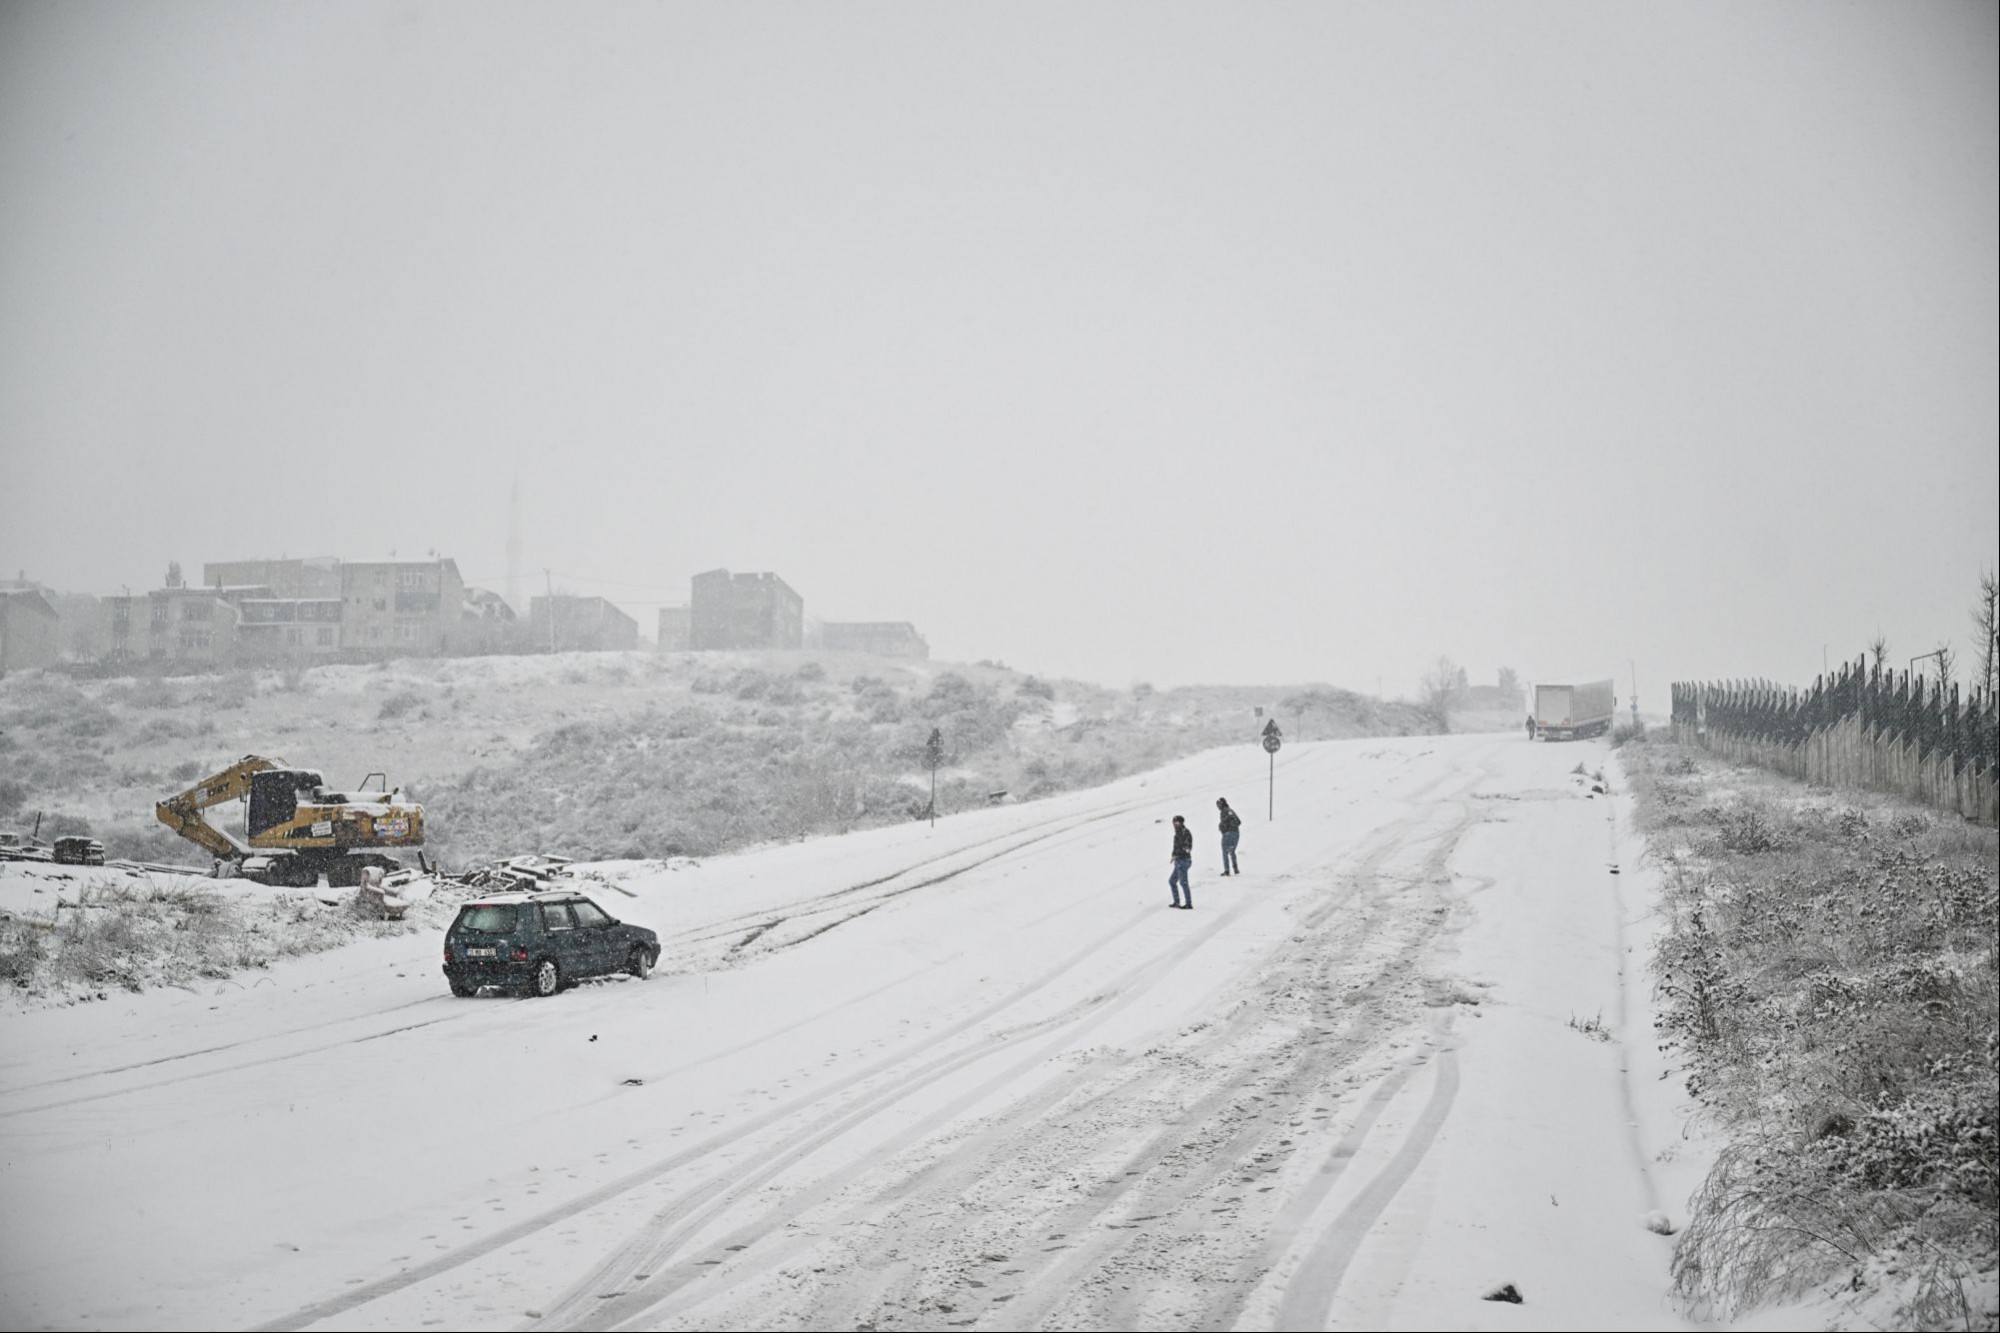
[924,728,943,828]
[1261,721,1281,818]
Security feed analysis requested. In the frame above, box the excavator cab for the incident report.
[245,769,326,839]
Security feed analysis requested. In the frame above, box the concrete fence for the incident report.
[1672,658,1999,825]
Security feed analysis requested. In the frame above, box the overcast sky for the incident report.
[2,2,1994,701]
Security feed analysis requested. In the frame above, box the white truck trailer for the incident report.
[1531,679,1616,740]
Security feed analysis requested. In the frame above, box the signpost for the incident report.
[923,728,944,828]
[1261,719,1282,820]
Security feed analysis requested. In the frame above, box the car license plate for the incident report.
[466,947,496,958]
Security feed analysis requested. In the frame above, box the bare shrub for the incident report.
[376,689,423,720]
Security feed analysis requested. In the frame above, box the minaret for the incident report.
[506,469,524,616]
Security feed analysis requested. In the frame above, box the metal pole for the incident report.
[1268,748,1274,821]
[544,568,556,654]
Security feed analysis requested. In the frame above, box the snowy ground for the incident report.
[0,733,1708,1331]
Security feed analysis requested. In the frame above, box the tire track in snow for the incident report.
[246,885,1243,1333]
[675,747,1345,965]
[0,993,445,1096]
[577,816,1408,1330]
[1049,794,1483,1333]
[0,1006,512,1120]
[531,895,1268,1331]
[1270,1042,1461,1332]
[604,770,1488,1332]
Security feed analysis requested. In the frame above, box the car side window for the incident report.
[571,900,612,928]
[539,903,575,931]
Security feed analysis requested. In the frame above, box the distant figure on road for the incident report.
[1168,815,1193,909]
[1525,714,1537,740]
[1216,798,1241,876]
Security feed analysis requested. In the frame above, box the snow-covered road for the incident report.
[1,734,1700,1331]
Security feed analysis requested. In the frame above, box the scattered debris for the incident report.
[1567,1010,1613,1042]
[1482,1282,1524,1303]
[445,854,576,893]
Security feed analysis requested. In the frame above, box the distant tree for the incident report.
[1420,657,1462,731]
[165,560,183,588]
[1973,568,1998,697]
[1496,666,1523,709]
[1868,632,1890,675]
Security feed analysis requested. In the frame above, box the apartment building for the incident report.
[689,570,803,650]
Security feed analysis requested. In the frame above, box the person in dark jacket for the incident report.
[1216,798,1241,875]
[1168,815,1193,909]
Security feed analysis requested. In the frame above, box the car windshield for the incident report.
[455,905,521,934]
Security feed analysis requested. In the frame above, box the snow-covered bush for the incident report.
[1627,741,1998,1326]
[376,689,423,720]
[0,875,455,1002]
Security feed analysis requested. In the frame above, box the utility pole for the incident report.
[544,568,556,654]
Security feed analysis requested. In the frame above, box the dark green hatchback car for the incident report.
[442,891,661,998]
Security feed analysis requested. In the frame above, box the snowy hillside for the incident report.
[0,652,1432,866]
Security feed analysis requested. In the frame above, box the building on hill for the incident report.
[656,605,691,652]
[690,570,803,650]
[459,587,520,654]
[193,555,464,658]
[1466,674,1526,710]
[339,558,465,656]
[118,586,247,663]
[47,592,105,660]
[233,598,345,659]
[0,589,60,673]
[202,558,341,599]
[0,577,102,660]
[529,595,639,652]
[820,621,929,659]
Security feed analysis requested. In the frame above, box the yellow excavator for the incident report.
[157,755,426,888]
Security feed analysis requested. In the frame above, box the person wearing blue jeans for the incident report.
[1217,798,1241,875]
[1168,815,1193,909]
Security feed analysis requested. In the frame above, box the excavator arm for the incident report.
[155,754,280,862]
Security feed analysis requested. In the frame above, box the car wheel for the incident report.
[626,947,652,981]
[528,958,560,998]
[448,977,476,998]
